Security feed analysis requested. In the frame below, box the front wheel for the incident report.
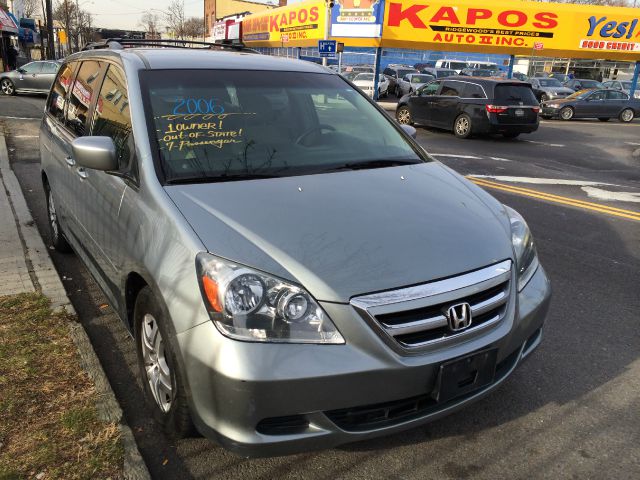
[454,114,473,139]
[540,93,549,102]
[1,78,15,96]
[559,106,574,121]
[396,106,412,125]
[135,287,194,438]
[619,108,634,123]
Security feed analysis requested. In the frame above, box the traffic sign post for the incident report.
[318,40,337,59]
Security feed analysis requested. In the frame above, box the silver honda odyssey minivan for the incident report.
[39,40,551,457]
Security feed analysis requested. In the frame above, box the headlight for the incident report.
[196,253,344,344]
[504,206,539,292]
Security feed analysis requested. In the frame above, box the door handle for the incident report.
[65,156,76,167]
[76,168,88,179]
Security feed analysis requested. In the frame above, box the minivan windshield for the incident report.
[142,70,424,183]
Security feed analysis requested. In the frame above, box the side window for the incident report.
[590,90,606,101]
[42,62,60,74]
[440,81,461,96]
[47,62,77,123]
[606,90,627,100]
[67,60,103,137]
[21,62,42,74]
[420,81,441,96]
[91,65,134,173]
[383,68,392,76]
[461,83,485,98]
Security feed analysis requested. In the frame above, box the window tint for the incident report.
[42,62,60,74]
[91,65,134,173]
[606,90,627,100]
[494,85,537,104]
[420,81,441,96]
[47,62,77,123]
[21,62,42,74]
[383,68,392,76]
[440,81,461,96]
[461,83,485,98]
[67,61,103,137]
[589,90,606,101]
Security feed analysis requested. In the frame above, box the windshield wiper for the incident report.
[165,173,278,185]
[319,159,421,173]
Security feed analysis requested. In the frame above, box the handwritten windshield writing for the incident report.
[172,98,225,115]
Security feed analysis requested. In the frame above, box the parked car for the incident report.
[413,62,434,71]
[467,61,498,70]
[352,72,389,98]
[382,64,419,94]
[421,67,457,79]
[396,77,540,139]
[529,77,575,102]
[511,72,529,82]
[396,73,435,97]
[0,60,61,96]
[602,80,640,99]
[40,40,550,457]
[540,88,639,122]
[434,59,469,73]
[564,78,604,92]
[460,68,501,77]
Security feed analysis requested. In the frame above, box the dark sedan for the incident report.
[0,60,61,95]
[396,77,539,139]
[564,78,603,92]
[541,89,640,122]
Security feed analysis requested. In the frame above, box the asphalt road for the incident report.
[2,94,639,479]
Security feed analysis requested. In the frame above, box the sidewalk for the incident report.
[0,133,150,479]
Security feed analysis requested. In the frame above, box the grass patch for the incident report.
[0,293,123,479]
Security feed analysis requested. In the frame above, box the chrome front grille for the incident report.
[351,260,512,351]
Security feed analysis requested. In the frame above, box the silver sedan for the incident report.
[396,73,436,97]
[0,60,60,95]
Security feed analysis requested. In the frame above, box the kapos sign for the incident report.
[381,0,640,61]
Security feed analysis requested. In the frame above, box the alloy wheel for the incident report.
[455,116,470,136]
[560,107,574,120]
[620,109,634,122]
[48,190,59,240]
[396,107,411,125]
[1,79,14,95]
[141,313,175,413]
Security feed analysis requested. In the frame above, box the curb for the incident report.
[0,133,150,480]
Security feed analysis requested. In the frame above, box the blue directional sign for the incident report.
[318,40,337,58]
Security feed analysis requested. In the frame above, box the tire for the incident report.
[540,93,549,102]
[598,118,610,122]
[559,106,574,121]
[1,78,15,96]
[45,184,72,253]
[619,108,634,123]
[503,132,520,139]
[135,287,194,438]
[396,106,412,125]
[453,114,473,139]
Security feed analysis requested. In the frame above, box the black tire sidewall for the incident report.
[1,78,15,95]
[134,287,193,438]
[45,184,72,252]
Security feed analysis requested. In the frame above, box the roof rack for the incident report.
[82,38,259,54]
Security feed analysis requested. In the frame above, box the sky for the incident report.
[88,0,274,30]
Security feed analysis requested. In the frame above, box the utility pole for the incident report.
[45,0,55,60]
[322,0,332,67]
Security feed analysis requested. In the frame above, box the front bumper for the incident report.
[541,106,561,117]
[177,266,551,457]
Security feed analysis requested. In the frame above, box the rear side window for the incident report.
[47,62,77,123]
[606,90,627,100]
[42,62,59,74]
[91,65,135,174]
[441,81,461,96]
[461,83,485,98]
[67,61,103,137]
[494,85,537,104]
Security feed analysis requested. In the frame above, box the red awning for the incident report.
[0,9,19,34]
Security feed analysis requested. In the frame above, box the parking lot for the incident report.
[2,93,639,479]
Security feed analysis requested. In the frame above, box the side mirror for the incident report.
[17,68,26,74]
[400,124,417,139]
[71,137,118,171]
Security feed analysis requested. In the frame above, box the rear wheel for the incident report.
[135,287,194,438]
[453,114,472,139]
[598,118,610,122]
[1,78,15,96]
[559,106,574,121]
[619,108,634,123]
[396,106,412,125]
[45,185,72,253]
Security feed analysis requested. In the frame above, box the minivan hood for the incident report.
[165,163,513,303]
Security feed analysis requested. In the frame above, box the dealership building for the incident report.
[229,0,640,98]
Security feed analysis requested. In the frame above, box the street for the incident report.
[2,93,639,479]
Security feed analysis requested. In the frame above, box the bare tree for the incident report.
[165,0,186,40]
[183,17,205,39]
[139,12,161,39]
[23,0,42,18]
[53,0,76,52]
